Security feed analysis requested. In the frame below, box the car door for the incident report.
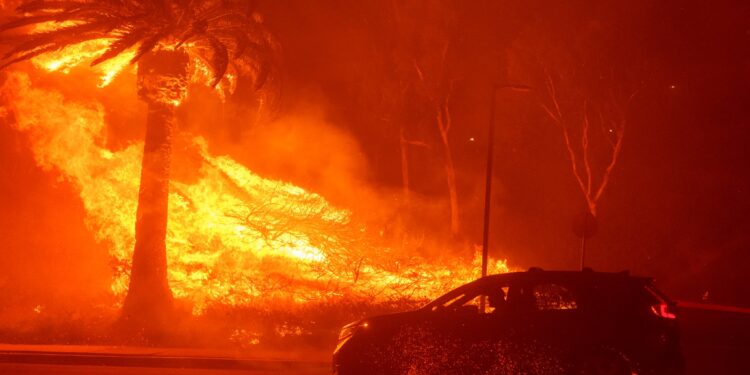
[440,285,518,372]
[500,281,583,372]
[419,286,514,373]
[527,282,583,343]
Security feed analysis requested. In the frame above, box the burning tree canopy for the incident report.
[0,0,275,87]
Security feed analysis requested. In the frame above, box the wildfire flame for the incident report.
[29,22,238,98]
[2,35,509,316]
[27,22,135,88]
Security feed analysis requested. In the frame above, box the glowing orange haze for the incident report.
[0,37,508,316]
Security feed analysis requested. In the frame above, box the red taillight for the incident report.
[650,303,677,319]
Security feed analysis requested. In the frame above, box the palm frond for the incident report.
[90,27,146,66]
[252,59,270,90]
[0,44,61,69]
[0,14,73,33]
[129,31,164,64]
[204,34,227,87]
[3,20,119,58]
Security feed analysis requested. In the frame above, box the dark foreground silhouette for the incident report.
[334,269,685,374]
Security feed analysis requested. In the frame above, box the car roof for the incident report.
[422,269,656,311]
[476,269,653,286]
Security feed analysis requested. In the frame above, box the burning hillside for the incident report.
[1,70,508,318]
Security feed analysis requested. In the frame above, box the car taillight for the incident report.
[650,303,677,319]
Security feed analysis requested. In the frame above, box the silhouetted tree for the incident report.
[508,20,641,219]
[388,0,462,237]
[540,69,637,217]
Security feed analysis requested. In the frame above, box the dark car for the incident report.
[333,268,684,375]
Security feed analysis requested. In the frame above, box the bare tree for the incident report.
[399,125,429,207]
[385,0,462,237]
[411,41,461,237]
[541,70,637,217]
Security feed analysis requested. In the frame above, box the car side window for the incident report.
[432,293,467,311]
[430,288,507,314]
[426,282,511,314]
[461,295,480,307]
[533,283,578,311]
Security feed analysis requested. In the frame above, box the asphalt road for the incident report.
[0,303,748,374]
[0,363,329,374]
[0,346,331,375]
[679,303,750,374]
[1,344,749,374]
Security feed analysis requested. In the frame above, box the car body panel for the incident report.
[333,270,685,375]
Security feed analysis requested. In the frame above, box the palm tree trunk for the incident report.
[121,102,175,328]
[120,50,189,338]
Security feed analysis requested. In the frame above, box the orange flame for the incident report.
[2,68,508,315]
[28,22,134,87]
[28,21,237,95]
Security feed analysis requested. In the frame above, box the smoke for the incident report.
[179,88,470,259]
[198,103,385,220]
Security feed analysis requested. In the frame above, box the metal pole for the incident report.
[479,87,498,314]
[481,84,531,280]
[480,84,531,314]
[580,236,586,270]
[481,88,497,280]
[580,210,588,270]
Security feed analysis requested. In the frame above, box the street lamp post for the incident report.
[481,84,532,278]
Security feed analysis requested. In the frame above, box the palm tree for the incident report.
[0,0,277,334]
